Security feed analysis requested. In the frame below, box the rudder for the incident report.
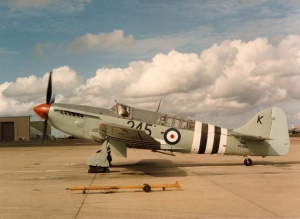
[268,107,290,155]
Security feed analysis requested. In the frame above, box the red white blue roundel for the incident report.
[164,128,181,145]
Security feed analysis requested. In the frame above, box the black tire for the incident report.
[244,158,253,166]
[88,166,109,173]
[88,165,96,173]
[143,184,151,193]
[247,158,253,166]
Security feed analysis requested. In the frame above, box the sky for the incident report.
[1,0,300,133]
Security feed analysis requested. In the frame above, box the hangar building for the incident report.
[0,116,51,142]
[0,116,30,141]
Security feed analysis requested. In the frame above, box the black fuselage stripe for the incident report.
[211,126,221,154]
[198,123,208,154]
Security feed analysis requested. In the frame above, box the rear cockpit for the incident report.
[156,115,195,131]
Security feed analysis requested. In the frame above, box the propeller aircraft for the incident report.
[291,124,300,134]
[34,72,290,173]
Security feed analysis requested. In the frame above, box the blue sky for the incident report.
[1,0,298,82]
[1,0,300,130]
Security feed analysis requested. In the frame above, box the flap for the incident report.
[99,123,160,150]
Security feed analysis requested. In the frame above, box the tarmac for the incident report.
[0,138,300,219]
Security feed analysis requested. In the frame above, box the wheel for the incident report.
[88,166,109,173]
[88,165,96,173]
[244,158,253,166]
[103,167,110,172]
[143,184,152,193]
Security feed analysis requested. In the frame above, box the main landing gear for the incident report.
[88,166,110,173]
[244,157,253,166]
[87,140,112,173]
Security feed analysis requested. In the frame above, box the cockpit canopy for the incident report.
[110,103,132,119]
[156,115,195,131]
[110,103,195,131]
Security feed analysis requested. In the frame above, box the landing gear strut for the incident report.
[244,158,253,166]
[87,140,111,173]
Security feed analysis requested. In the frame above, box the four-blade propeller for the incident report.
[33,71,54,144]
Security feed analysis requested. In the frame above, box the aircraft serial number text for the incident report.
[127,121,153,136]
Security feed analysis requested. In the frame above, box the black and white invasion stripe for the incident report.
[191,121,228,154]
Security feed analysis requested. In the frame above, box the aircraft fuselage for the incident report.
[47,103,276,157]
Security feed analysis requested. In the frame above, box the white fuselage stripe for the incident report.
[191,121,202,153]
[204,124,215,154]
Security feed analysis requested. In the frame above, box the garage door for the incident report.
[1,122,15,141]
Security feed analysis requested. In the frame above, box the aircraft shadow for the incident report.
[114,159,188,177]
[254,160,300,166]
[111,159,300,177]
[112,159,249,177]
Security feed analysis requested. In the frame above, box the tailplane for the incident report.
[232,107,290,156]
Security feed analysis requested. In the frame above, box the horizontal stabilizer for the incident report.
[230,131,272,141]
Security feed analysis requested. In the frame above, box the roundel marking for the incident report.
[164,128,181,145]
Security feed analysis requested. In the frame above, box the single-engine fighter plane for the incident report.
[34,72,290,173]
[291,124,300,134]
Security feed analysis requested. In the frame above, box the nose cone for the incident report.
[33,103,50,119]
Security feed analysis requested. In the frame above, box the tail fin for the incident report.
[232,107,290,156]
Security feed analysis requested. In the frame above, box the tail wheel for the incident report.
[143,184,152,193]
[244,158,253,166]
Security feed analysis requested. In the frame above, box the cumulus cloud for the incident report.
[76,35,299,118]
[74,67,135,103]
[1,66,81,116]
[73,35,300,119]
[2,75,44,101]
[2,35,300,127]
[124,51,205,97]
[69,30,135,52]
[50,66,82,97]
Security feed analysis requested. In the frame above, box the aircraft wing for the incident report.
[98,123,160,150]
[230,131,273,141]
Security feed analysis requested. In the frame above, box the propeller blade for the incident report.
[43,72,52,144]
[50,93,55,104]
[42,119,48,145]
[46,71,52,104]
